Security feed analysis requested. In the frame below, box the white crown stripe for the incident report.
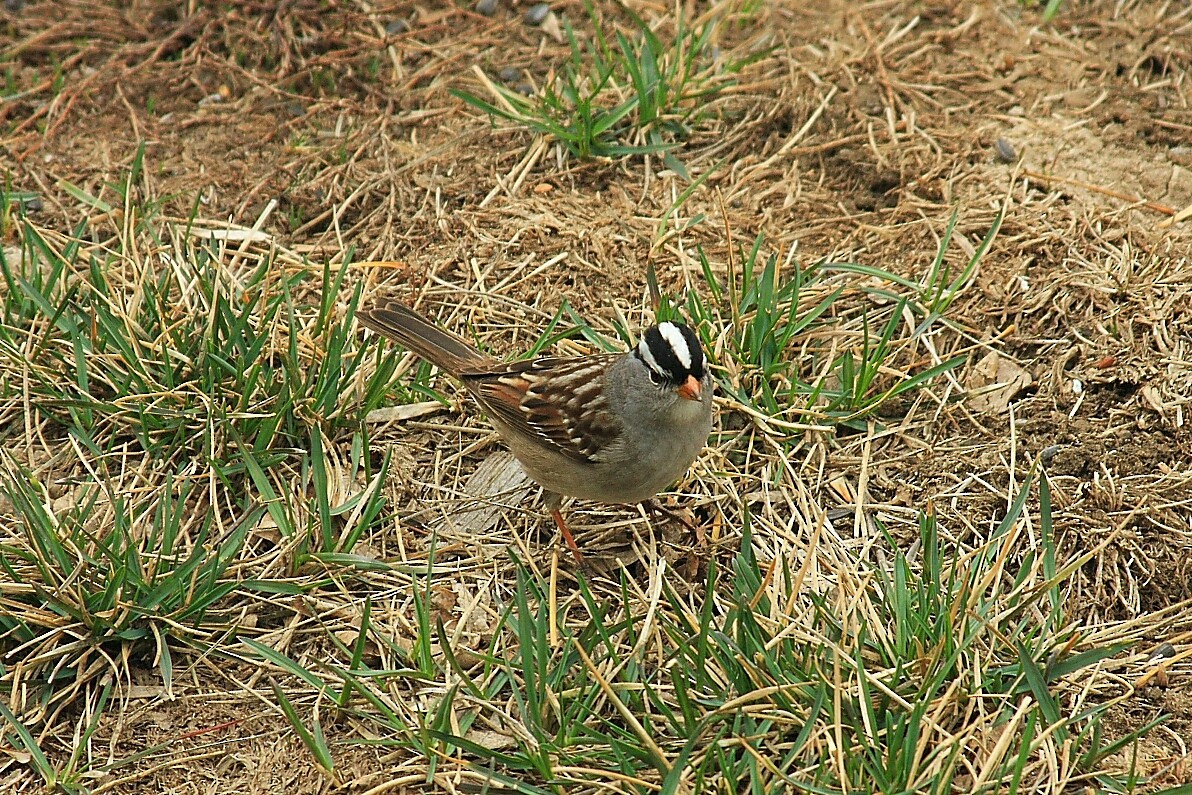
[657,322,692,369]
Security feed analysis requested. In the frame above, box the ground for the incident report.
[1,0,1191,793]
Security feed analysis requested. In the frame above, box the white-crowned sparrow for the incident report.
[358,301,714,559]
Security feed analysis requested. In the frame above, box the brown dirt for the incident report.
[2,0,1191,791]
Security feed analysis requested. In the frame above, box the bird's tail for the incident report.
[357,301,492,375]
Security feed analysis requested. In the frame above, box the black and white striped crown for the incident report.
[634,321,705,386]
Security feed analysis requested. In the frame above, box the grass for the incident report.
[0,165,400,791]
[452,1,759,165]
[646,208,1001,434]
[1,152,403,467]
[4,169,1162,793]
[1020,0,1067,22]
[244,465,1159,793]
[2,0,1188,788]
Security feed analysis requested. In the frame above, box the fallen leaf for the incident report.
[965,351,1032,413]
[453,451,531,534]
[366,401,445,423]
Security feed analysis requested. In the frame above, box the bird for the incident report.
[357,300,714,561]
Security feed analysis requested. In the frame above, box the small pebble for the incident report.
[5,0,24,11]
[1149,642,1177,662]
[21,195,42,212]
[994,137,1017,163]
[524,2,550,25]
[498,67,521,83]
[512,81,534,96]
[385,18,408,35]
[475,0,499,16]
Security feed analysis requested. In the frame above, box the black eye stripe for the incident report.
[639,322,705,383]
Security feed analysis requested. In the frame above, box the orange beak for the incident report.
[677,375,702,401]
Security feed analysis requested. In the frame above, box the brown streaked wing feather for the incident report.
[465,356,624,463]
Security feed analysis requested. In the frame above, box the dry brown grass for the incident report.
[2,0,1191,792]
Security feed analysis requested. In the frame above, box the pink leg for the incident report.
[551,508,585,565]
